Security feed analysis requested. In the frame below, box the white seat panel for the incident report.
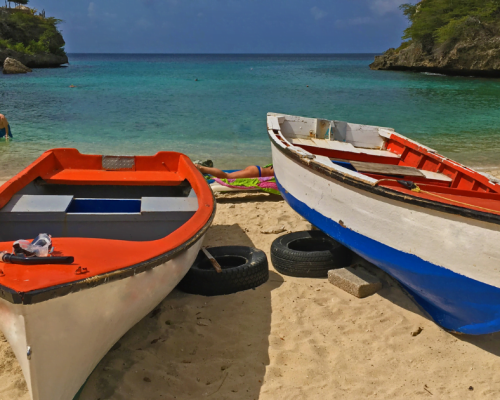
[291,138,314,146]
[310,139,332,149]
[293,138,400,160]
[0,195,74,213]
[327,141,360,153]
[141,197,198,213]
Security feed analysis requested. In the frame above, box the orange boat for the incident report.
[0,149,215,400]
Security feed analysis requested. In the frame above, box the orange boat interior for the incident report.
[275,131,500,216]
[0,149,214,294]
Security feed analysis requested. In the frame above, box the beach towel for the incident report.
[0,125,12,138]
[212,176,280,195]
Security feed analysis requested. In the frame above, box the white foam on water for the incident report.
[421,72,447,76]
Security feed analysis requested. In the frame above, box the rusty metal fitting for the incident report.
[75,267,89,275]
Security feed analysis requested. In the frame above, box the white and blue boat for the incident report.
[268,113,500,335]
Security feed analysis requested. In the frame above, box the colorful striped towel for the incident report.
[212,176,280,195]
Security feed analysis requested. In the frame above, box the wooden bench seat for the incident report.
[350,161,425,177]
[291,138,400,160]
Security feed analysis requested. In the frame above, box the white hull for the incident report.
[272,145,500,287]
[271,139,500,334]
[0,235,205,400]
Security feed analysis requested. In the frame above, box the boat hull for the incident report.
[272,143,500,335]
[0,235,205,400]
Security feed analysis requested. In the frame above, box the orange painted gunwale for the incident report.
[386,134,498,194]
[378,134,500,214]
[284,132,500,214]
[0,149,215,294]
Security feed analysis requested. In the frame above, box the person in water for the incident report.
[0,114,12,140]
[196,164,274,179]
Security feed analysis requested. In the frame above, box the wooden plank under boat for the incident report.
[0,149,215,400]
[267,113,500,335]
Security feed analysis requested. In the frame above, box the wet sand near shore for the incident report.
[0,171,499,399]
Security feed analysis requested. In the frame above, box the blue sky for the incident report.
[28,0,412,53]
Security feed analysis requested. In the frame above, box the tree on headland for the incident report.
[0,1,66,57]
[399,0,500,48]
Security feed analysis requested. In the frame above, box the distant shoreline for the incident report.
[65,52,382,56]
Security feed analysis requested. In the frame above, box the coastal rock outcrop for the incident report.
[0,7,68,70]
[370,36,500,77]
[3,56,32,74]
[0,49,68,69]
[371,0,500,77]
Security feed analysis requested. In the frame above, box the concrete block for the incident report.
[328,265,382,298]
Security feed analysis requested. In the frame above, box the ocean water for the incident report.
[0,53,499,179]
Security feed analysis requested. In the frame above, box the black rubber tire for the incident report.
[271,230,352,278]
[177,246,269,296]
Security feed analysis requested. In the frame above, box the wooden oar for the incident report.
[201,247,222,273]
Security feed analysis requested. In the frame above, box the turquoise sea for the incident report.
[0,53,499,179]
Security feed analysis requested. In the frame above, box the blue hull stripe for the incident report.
[277,179,500,335]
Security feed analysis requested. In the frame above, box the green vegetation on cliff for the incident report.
[370,0,500,75]
[0,8,65,56]
[399,0,500,48]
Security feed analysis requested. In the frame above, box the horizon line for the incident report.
[67,52,382,55]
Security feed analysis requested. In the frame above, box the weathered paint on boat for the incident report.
[0,149,215,400]
[268,113,500,335]
[0,242,203,400]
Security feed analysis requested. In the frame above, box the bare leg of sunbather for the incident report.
[196,164,274,179]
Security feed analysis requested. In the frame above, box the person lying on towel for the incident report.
[196,164,274,179]
[0,114,12,140]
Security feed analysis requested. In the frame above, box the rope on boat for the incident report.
[374,179,499,215]
[411,185,500,215]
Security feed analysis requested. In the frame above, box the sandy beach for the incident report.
[0,171,500,399]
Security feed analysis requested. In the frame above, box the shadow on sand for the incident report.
[355,255,500,357]
[215,193,283,205]
[79,224,283,400]
[454,330,500,357]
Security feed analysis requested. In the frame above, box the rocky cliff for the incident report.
[0,48,67,68]
[370,36,500,77]
[370,0,500,77]
[0,7,68,69]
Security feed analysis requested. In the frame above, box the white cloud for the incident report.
[370,0,406,16]
[88,2,95,18]
[311,6,327,21]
